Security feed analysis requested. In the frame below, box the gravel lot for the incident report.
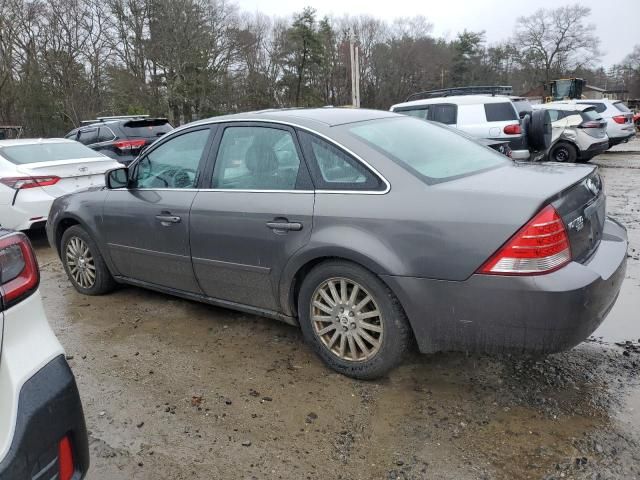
[31,148,640,480]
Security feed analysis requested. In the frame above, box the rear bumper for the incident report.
[608,132,636,146]
[579,140,609,160]
[384,218,628,354]
[0,355,89,479]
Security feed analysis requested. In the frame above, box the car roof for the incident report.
[182,108,399,131]
[0,138,76,147]
[391,95,514,109]
[534,103,593,112]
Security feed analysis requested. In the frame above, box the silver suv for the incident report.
[533,103,609,162]
[560,99,635,148]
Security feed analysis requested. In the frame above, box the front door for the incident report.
[102,127,214,292]
[190,123,314,311]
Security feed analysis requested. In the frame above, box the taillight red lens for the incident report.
[0,233,39,307]
[478,205,571,275]
[580,121,603,129]
[114,139,146,151]
[612,115,626,124]
[58,436,75,480]
[0,176,60,189]
[503,124,521,135]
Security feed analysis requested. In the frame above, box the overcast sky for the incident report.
[237,0,638,66]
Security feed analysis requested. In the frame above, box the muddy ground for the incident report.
[31,148,640,480]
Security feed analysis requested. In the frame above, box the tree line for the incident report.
[0,0,638,136]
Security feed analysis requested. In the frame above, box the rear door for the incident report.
[189,122,314,311]
[101,126,214,292]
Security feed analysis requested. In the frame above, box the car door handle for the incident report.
[266,221,303,232]
[155,214,181,225]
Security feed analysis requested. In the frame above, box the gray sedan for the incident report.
[46,108,628,379]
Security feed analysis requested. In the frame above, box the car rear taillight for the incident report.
[0,176,60,189]
[114,139,146,151]
[0,233,39,308]
[579,121,604,129]
[503,124,521,135]
[612,115,627,124]
[478,205,571,275]
[58,435,75,480]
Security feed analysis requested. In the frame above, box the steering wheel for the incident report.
[170,168,197,188]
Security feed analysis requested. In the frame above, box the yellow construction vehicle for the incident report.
[544,78,586,103]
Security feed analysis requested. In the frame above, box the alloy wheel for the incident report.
[310,277,383,362]
[65,236,96,289]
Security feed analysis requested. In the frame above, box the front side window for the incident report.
[212,126,302,190]
[299,131,381,190]
[132,128,210,189]
[394,107,429,120]
[347,117,507,182]
[77,128,98,145]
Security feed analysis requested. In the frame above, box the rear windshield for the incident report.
[484,102,518,122]
[613,102,631,113]
[581,108,600,121]
[0,142,100,165]
[347,117,507,182]
[122,119,173,138]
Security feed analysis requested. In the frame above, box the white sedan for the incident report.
[0,138,121,230]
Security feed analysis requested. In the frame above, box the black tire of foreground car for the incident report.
[61,225,116,295]
[550,142,578,163]
[298,260,412,380]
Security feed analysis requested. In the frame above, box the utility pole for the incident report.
[350,35,360,108]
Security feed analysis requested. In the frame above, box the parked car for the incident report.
[633,111,640,130]
[47,108,627,379]
[533,103,609,162]
[65,115,173,165]
[0,229,89,479]
[0,138,121,230]
[562,99,635,147]
[390,93,551,160]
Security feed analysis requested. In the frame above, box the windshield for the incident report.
[347,117,508,182]
[0,142,101,165]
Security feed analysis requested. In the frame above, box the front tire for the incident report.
[298,260,412,379]
[61,225,116,295]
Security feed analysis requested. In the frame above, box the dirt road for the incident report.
[31,150,640,480]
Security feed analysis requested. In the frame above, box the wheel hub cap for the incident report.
[65,236,96,289]
[311,278,384,362]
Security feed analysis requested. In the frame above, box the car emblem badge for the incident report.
[78,166,88,173]
[568,216,585,232]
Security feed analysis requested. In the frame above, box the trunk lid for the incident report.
[16,157,121,196]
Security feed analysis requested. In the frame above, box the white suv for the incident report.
[390,94,550,160]
[568,99,635,147]
[0,230,89,479]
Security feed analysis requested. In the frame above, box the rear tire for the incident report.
[61,225,116,295]
[549,142,578,163]
[298,260,412,380]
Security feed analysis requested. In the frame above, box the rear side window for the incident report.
[0,142,100,164]
[546,109,566,122]
[97,127,116,142]
[430,104,457,125]
[123,119,173,138]
[298,131,382,190]
[613,102,631,113]
[484,103,518,122]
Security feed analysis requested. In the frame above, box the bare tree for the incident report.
[514,4,600,83]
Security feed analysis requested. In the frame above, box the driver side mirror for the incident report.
[105,167,129,189]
